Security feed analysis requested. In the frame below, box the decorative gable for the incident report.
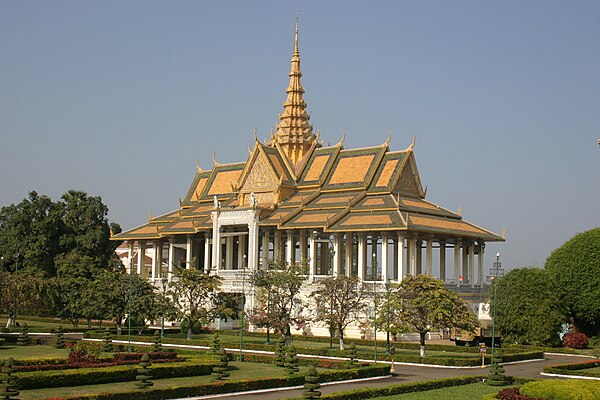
[393,153,424,198]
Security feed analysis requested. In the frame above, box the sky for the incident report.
[1,1,599,271]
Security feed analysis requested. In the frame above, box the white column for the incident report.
[478,241,485,286]
[454,239,461,287]
[168,239,175,281]
[285,230,293,264]
[248,215,259,271]
[156,242,163,279]
[462,243,469,284]
[407,238,416,276]
[440,241,446,282]
[152,242,159,280]
[274,231,282,262]
[425,239,433,276]
[358,233,366,281]
[128,241,135,274]
[299,231,307,263]
[226,236,233,270]
[137,241,145,275]
[308,233,316,282]
[381,234,389,282]
[186,235,193,269]
[469,242,475,288]
[333,234,341,276]
[396,234,404,281]
[238,234,246,270]
[262,229,270,268]
[204,235,211,271]
[345,234,353,277]
[211,211,221,274]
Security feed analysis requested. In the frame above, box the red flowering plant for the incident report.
[563,332,589,349]
[67,341,102,364]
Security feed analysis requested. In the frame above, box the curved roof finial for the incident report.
[334,130,346,147]
[212,152,220,167]
[407,134,416,151]
[253,128,259,143]
[384,128,391,147]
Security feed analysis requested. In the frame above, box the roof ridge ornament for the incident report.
[212,152,220,167]
[273,15,317,166]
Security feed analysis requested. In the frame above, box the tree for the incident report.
[545,228,600,336]
[0,270,55,328]
[0,191,62,277]
[167,268,223,340]
[381,275,478,357]
[491,268,564,346]
[249,260,306,339]
[310,275,367,350]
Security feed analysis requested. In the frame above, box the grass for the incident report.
[0,344,70,359]
[19,361,315,399]
[372,382,515,399]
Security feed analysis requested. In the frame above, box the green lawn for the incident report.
[0,345,70,360]
[373,382,515,399]
[19,361,314,399]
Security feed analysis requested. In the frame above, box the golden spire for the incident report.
[274,15,316,165]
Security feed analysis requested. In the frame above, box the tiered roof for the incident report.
[113,19,502,244]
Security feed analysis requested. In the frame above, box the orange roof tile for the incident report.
[329,155,375,185]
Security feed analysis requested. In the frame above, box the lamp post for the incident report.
[128,256,133,352]
[160,272,167,338]
[385,279,391,354]
[12,253,19,329]
[239,254,247,362]
[372,253,378,363]
[489,252,504,366]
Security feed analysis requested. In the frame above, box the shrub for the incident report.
[303,366,321,399]
[181,320,201,335]
[211,347,230,382]
[135,354,153,390]
[496,387,546,400]
[11,359,215,390]
[563,332,589,349]
[521,379,600,400]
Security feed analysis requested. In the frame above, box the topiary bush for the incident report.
[303,366,321,399]
[0,357,20,399]
[285,345,300,374]
[275,335,287,368]
[211,347,230,382]
[563,332,589,349]
[152,331,163,353]
[488,361,508,386]
[135,353,153,390]
[102,327,114,352]
[54,325,66,349]
[17,323,31,346]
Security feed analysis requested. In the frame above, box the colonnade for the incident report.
[125,228,486,287]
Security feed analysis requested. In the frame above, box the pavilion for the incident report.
[113,19,503,330]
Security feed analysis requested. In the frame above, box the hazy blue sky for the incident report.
[1,1,599,270]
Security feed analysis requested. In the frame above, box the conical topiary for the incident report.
[211,347,230,381]
[135,353,153,390]
[0,357,20,399]
[54,325,66,349]
[152,330,162,352]
[346,342,357,366]
[210,332,221,354]
[102,327,113,352]
[303,366,321,399]
[488,352,508,386]
[275,335,287,368]
[17,323,30,346]
[284,345,300,374]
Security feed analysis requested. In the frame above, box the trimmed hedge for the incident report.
[84,334,542,367]
[544,360,600,377]
[27,364,390,400]
[521,379,600,400]
[286,375,484,400]
[12,359,216,390]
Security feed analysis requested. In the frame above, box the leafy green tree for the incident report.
[0,270,55,328]
[167,268,223,340]
[310,275,367,350]
[249,260,306,339]
[381,274,478,356]
[491,268,563,346]
[545,228,600,336]
[0,191,62,276]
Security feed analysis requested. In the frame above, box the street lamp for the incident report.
[128,256,133,352]
[489,252,504,366]
[385,278,392,354]
[372,252,378,363]
[239,254,247,362]
[160,272,168,338]
[12,253,19,329]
